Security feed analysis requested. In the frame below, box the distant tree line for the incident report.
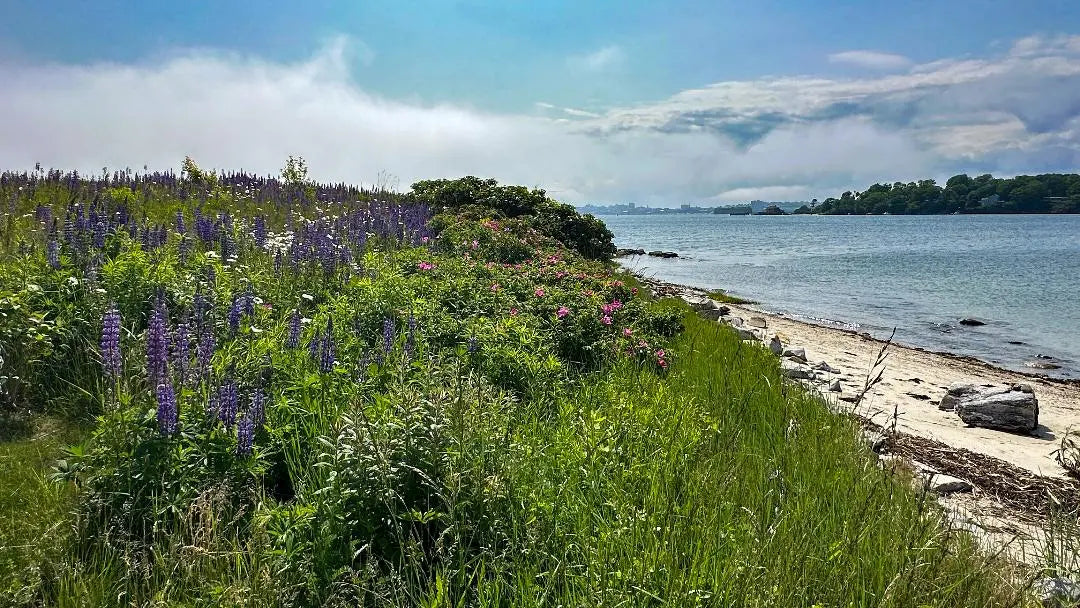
[796,173,1080,215]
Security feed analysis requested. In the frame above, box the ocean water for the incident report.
[605,214,1080,378]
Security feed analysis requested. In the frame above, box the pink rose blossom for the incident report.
[557,306,570,319]
[534,288,545,298]
[601,315,612,325]
[623,328,632,336]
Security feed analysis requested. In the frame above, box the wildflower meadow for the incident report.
[0,160,1032,606]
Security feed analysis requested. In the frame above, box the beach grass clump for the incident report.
[0,165,1031,606]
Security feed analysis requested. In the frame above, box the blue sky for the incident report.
[2,1,1080,203]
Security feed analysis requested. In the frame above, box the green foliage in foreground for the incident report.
[1,314,1027,606]
[0,166,1030,606]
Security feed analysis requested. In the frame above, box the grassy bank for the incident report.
[0,165,1029,606]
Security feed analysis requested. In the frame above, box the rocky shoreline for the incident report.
[635,272,1080,566]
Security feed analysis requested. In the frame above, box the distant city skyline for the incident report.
[2,2,1080,204]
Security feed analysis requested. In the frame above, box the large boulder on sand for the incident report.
[939,383,1038,433]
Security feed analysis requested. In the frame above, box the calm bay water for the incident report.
[605,214,1080,378]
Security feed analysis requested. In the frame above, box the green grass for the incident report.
[2,312,1028,606]
[0,417,83,605]
[0,170,1038,606]
[707,290,756,305]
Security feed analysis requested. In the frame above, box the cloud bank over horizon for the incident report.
[1,34,1079,205]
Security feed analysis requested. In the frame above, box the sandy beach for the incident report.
[638,275,1080,561]
[644,276,1080,477]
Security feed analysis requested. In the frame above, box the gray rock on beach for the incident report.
[699,307,725,321]
[782,347,807,362]
[735,327,758,341]
[828,379,842,392]
[927,473,973,495]
[768,335,783,356]
[747,316,767,328]
[781,360,813,380]
[939,383,1039,433]
[813,361,840,374]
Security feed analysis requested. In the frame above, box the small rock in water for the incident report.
[746,316,767,328]
[959,318,986,326]
[1034,576,1080,607]
[1027,361,1063,370]
[927,474,973,495]
[1007,340,1026,345]
[782,347,807,362]
[828,379,842,392]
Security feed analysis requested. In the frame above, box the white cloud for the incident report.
[0,35,1079,206]
[828,50,912,70]
[568,45,625,71]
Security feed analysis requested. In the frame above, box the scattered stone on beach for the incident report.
[725,316,744,327]
[927,473,974,495]
[746,316,767,328]
[782,347,807,362]
[959,318,986,326]
[812,361,840,374]
[699,307,725,321]
[940,383,1039,433]
[647,250,678,258]
[1034,576,1080,607]
[735,327,758,341]
[768,335,783,356]
[828,379,842,392]
[781,360,813,380]
[837,393,859,403]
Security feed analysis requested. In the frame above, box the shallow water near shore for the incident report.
[606,213,1080,378]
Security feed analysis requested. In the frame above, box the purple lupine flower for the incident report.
[250,386,266,427]
[100,304,122,378]
[171,317,190,386]
[156,380,179,436]
[227,296,242,335]
[46,239,60,269]
[319,317,336,373]
[217,380,238,429]
[236,412,255,456]
[253,216,267,248]
[95,219,109,248]
[178,236,190,266]
[175,209,186,235]
[307,332,321,363]
[467,335,479,354]
[242,287,255,317]
[196,328,215,381]
[382,318,395,355]
[286,309,301,348]
[146,295,170,384]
